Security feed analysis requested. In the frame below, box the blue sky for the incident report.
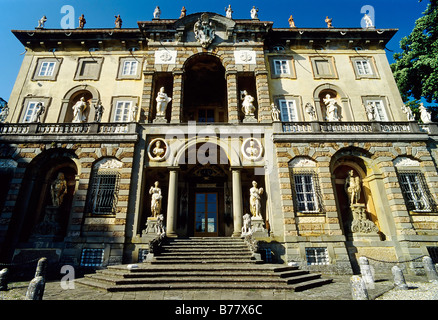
[0,0,429,101]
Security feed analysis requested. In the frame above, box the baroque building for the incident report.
[0,9,437,275]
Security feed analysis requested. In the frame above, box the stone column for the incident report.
[231,167,243,237]
[423,256,438,282]
[350,275,369,300]
[255,69,271,123]
[358,256,375,289]
[226,70,239,123]
[166,167,179,237]
[170,70,184,123]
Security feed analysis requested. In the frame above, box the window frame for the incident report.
[86,170,121,216]
[291,169,324,214]
[111,96,139,122]
[310,56,338,79]
[269,55,296,79]
[362,97,391,121]
[74,57,104,81]
[20,97,51,123]
[32,58,63,81]
[278,99,298,122]
[117,57,143,80]
[396,170,436,213]
[350,56,380,79]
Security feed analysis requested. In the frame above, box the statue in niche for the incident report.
[351,206,379,234]
[271,103,281,121]
[345,170,361,206]
[194,13,216,48]
[152,140,166,160]
[325,16,333,28]
[72,97,88,123]
[153,6,161,19]
[241,90,256,116]
[241,213,252,235]
[114,15,122,28]
[365,102,376,121]
[419,103,432,124]
[51,172,68,207]
[250,6,259,20]
[249,181,263,218]
[225,5,233,19]
[37,16,47,29]
[94,101,104,122]
[323,94,340,121]
[78,14,86,29]
[305,103,316,121]
[155,87,172,117]
[149,181,162,218]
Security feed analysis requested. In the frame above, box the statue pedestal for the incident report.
[251,216,268,237]
[30,206,62,243]
[243,115,257,123]
[153,115,167,123]
[348,203,380,240]
[142,217,158,236]
[350,232,381,242]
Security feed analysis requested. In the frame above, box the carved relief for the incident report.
[194,13,216,48]
[241,138,263,161]
[147,138,169,162]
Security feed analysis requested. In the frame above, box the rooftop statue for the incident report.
[36,16,47,29]
[114,15,122,28]
[250,6,259,20]
[325,16,333,28]
[363,13,374,28]
[78,14,86,29]
[225,5,233,19]
[288,15,296,28]
[180,6,187,19]
[153,6,161,19]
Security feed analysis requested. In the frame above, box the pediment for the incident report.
[174,12,236,31]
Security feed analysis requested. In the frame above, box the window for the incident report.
[278,99,297,122]
[351,57,379,79]
[79,61,99,77]
[38,62,55,77]
[397,171,436,212]
[87,171,120,215]
[198,108,215,123]
[355,60,373,76]
[273,60,289,75]
[74,57,103,80]
[367,100,388,121]
[305,247,329,265]
[292,172,322,213]
[310,56,337,79]
[122,60,138,76]
[80,249,104,267]
[22,101,39,123]
[114,101,133,122]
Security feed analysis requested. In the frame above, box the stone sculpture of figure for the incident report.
[0,103,9,123]
[246,140,260,159]
[323,94,339,121]
[153,6,161,19]
[180,6,187,19]
[31,102,45,123]
[130,104,138,122]
[72,97,88,123]
[156,87,172,117]
[345,170,361,205]
[365,102,376,121]
[305,103,316,121]
[114,15,122,28]
[419,103,432,124]
[94,101,104,122]
[51,172,67,207]
[241,90,256,116]
[156,214,165,234]
[401,105,415,121]
[249,181,263,218]
[363,14,374,28]
[288,15,296,28]
[225,5,233,19]
[37,16,47,29]
[325,16,333,28]
[241,213,252,235]
[271,103,281,121]
[149,181,162,218]
[250,6,259,20]
[78,14,86,29]
[152,140,165,159]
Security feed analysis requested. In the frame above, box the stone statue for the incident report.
[152,140,165,160]
[250,6,259,20]
[114,15,122,28]
[94,101,104,122]
[51,172,67,207]
[225,5,233,19]
[363,14,374,28]
[180,6,187,19]
[305,103,316,121]
[156,87,172,117]
[78,14,86,29]
[288,15,296,28]
[325,16,333,28]
[401,104,415,121]
[156,214,165,234]
[30,102,45,123]
[37,16,47,29]
[351,206,379,234]
[0,103,9,123]
[130,104,139,122]
[149,181,162,218]
[323,94,339,121]
[153,6,161,19]
[194,13,216,48]
[241,213,252,235]
[271,103,281,121]
[72,97,88,123]
[365,102,376,121]
[241,90,256,116]
[419,103,432,124]
[345,170,361,206]
[249,181,263,218]
[245,140,260,159]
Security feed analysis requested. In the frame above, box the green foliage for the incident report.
[391,0,438,120]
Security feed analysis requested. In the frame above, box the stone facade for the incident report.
[0,11,437,275]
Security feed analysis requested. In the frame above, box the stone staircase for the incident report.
[76,237,332,292]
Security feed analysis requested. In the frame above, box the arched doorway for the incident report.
[182,54,227,123]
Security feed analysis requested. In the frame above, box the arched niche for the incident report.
[313,83,353,121]
[59,85,100,123]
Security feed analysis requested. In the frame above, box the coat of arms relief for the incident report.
[194,13,216,48]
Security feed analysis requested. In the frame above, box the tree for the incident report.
[391,0,438,121]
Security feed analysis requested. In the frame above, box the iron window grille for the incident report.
[80,248,104,267]
[396,170,436,212]
[291,170,324,214]
[305,247,329,265]
[87,170,121,215]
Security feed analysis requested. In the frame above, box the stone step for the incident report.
[106,264,299,273]
[157,252,253,257]
[150,259,258,265]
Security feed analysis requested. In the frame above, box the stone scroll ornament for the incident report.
[194,13,216,48]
